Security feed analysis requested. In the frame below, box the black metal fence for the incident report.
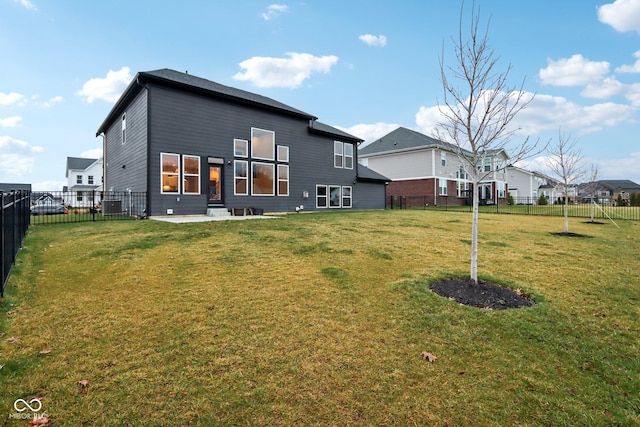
[29,191,147,225]
[387,195,640,221]
[1,190,31,296]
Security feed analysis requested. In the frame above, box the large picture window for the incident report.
[252,162,275,195]
[183,155,200,194]
[234,160,248,195]
[278,165,289,196]
[251,128,275,160]
[161,153,180,194]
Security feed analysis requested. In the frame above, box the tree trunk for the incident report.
[470,181,480,283]
[564,194,570,233]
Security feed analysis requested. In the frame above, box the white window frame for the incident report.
[122,113,126,145]
[342,186,352,208]
[182,155,201,195]
[316,185,328,208]
[234,139,248,158]
[277,145,289,162]
[161,152,180,194]
[234,160,248,196]
[251,127,275,161]
[277,164,289,196]
[76,175,82,185]
[439,178,448,196]
[344,143,353,169]
[251,162,275,196]
[334,141,343,168]
[441,151,446,167]
[88,175,94,185]
[497,181,506,198]
[329,185,342,208]
[457,180,469,198]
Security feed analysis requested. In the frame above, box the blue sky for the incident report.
[1,0,639,190]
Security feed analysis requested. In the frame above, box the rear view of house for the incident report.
[96,69,387,217]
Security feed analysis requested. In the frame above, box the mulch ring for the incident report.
[430,278,535,310]
[550,232,591,238]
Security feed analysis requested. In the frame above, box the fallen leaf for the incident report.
[604,411,613,419]
[421,351,437,362]
[29,415,52,427]
[39,349,52,355]
[78,379,89,393]
[7,337,19,344]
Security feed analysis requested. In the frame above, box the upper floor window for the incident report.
[76,175,82,184]
[251,128,275,160]
[456,166,468,180]
[88,176,94,185]
[334,141,354,169]
[477,158,491,172]
[441,152,446,167]
[277,145,289,162]
[122,113,126,145]
[234,139,248,157]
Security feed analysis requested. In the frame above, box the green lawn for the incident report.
[1,210,639,426]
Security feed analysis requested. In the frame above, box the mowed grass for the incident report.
[1,210,638,426]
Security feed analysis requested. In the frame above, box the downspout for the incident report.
[99,132,106,193]
[432,150,437,205]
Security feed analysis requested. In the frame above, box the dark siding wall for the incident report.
[353,181,386,209]
[145,84,381,216]
[104,89,148,193]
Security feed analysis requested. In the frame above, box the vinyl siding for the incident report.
[143,84,366,215]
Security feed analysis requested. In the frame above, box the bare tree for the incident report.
[437,1,541,283]
[546,130,584,233]
[585,163,600,222]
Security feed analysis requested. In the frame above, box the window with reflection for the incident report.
[251,128,275,160]
[252,162,274,195]
[183,155,200,194]
[161,153,180,193]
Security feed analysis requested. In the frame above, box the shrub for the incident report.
[537,194,548,205]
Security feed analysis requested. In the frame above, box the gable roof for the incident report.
[309,120,363,143]
[66,157,100,178]
[597,180,640,191]
[96,69,317,136]
[358,127,469,157]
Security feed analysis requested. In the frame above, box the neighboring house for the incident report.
[505,166,556,202]
[358,127,508,206]
[64,157,104,207]
[582,180,640,205]
[31,192,63,206]
[95,69,388,216]
[0,183,31,193]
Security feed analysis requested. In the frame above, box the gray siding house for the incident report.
[96,69,387,217]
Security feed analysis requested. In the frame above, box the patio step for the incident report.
[207,207,231,217]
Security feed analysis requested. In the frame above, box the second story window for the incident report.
[76,175,82,184]
[334,141,354,169]
[88,175,94,185]
[441,152,446,167]
[122,113,126,145]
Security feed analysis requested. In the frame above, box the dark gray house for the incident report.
[96,69,387,217]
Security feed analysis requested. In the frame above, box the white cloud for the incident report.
[539,54,610,86]
[336,122,401,146]
[262,4,288,20]
[581,76,626,98]
[598,0,640,34]
[0,92,26,106]
[81,148,103,159]
[38,95,64,108]
[0,116,22,128]
[0,136,43,177]
[616,50,640,73]
[414,92,635,138]
[625,82,640,106]
[359,34,387,47]
[77,67,132,103]
[233,52,338,88]
[15,0,37,11]
[595,151,640,181]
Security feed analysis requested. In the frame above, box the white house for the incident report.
[64,157,103,207]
